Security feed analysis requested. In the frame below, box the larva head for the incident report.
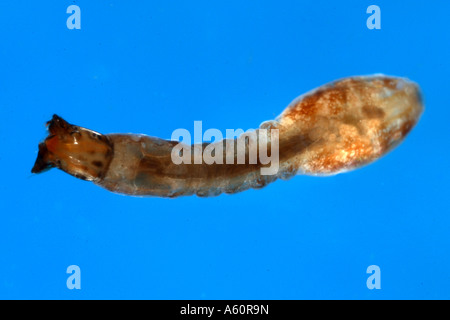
[31,114,113,181]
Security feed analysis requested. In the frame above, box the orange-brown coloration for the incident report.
[31,115,113,181]
[32,75,423,197]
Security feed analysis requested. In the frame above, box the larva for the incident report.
[31,75,423,197]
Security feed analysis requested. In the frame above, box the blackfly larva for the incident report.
[32,75,423,197]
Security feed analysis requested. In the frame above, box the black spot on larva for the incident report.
[73,173,87,180]
[92,160,103,168]
[90,132,106,142]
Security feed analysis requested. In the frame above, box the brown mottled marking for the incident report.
[92,160,103,168]
[362,105,385,119]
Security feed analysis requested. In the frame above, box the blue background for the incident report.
[0,1,448,299]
